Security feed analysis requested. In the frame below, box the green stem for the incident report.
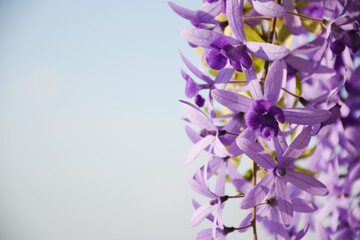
[286,11,329,27]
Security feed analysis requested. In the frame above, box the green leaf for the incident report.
[297,145,316,160]
[243,169,253,181]
[244,25,265,43]
[290,127,297,141]
[276,18,292,45]
[252,56,265,73]
[294,166,316,177]
[302,19,323,34]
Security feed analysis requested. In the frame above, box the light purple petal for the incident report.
[227,0,246,42]
[214,136,228,158]
[295,224,310,240]
[185,173,216,198]
[214,66,235,90]
[310,77,346,104]
[215,162,227,196]
[286,55,315,74]
[313,30,331,62]
[283,0,302,35]
[185,125,201,144]
[291,198,318,213]
[168,2,201,23]
[227,160,252,193]
[192,199,215,222]
[185,135,214,165]
[181,29,241,48]
[182,101,217,131]
[268,207,285,236]
[236,138,275,169]
[252,0,286,17]
[191,202,217,226]
[283,170,329,196]
[245,68,263,100]
[282,108,331,125]
[211,89,252,112]
[228,128,258,157]
[275,178,293,227]
[206,49,228,70]
[273,130,288,161]
[240,173,274,209]
[196,228,222,240]
[323,0,337,18]
[279,126,311,167]
[264,60,286,106]
[180,51,213,84]
[197,1,222,24]
[246,42,289,61]
[201,157,224,180]
[238,212,252,232]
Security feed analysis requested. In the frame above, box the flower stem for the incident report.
[229,80,247,84]
[286,11,329,27]
[235,224,253,231]
[260,14,278,85]
[243,16,272,21]
[281,87,301,98]
[251,161,258,240]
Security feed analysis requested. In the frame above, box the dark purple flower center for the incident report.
[199,129,216,137]
[195,94,205,108]
[266,197,276,206]
[205,36,252,72]
[244,99,285,139]
[274,167,286,177]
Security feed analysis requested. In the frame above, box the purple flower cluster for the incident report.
[170,0,360,239]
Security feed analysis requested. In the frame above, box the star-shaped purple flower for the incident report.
[237,126,329,226]
[211,60,332,139]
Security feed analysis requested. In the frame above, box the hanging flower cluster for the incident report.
[170,0,360,239]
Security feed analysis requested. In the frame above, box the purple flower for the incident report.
[237,126,328,226]
[206,36,252,72]
[211,60,331,139]
[245,99,285,139]
[186,167,229,235]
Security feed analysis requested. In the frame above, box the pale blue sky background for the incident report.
[0,1,255,239]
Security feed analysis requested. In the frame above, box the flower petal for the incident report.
[282,108,331,125]
[252,0,286,17]
[214,66,235,90]
[206,49,228,70]
[214,136,228,158]
[185,135,214,165]
[227,0,246,42]
[211,89,252,112]
[279,126,311,167]
[197,1,222,23]
[227,160,252,193]
[246,42,289,61]
[192,199,215,222]
[240,173,274,209]
[191,202,218,226]
[283,0,302,35]
[275,178,293,227]
[236,138,275,169]
[283,170,329,196]
[291,198,318,213]
[264,60,286,106]
[215,162,227,196]
[245,68,263,100]
[168,2,201,23]
[182,101,217,131]
[180,51,213,84]
[185,173,215,198]
[181,29,241,48]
